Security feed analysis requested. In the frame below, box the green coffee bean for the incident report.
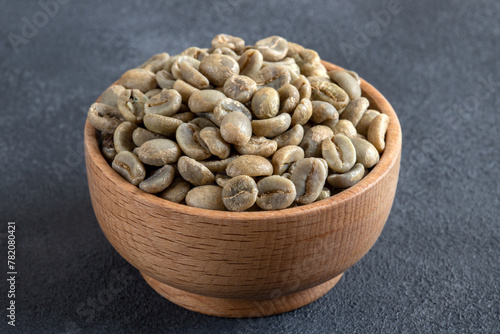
[176,123,211,160]
[132,127,166,147]
[340,97,369,125]
[252,113,291,137]
[226,155,273,177]
[173,80,199,104]
[237,49,263,76]
[290,157,328,204]
[117,89,147,123]
[235,136,278,157]
[101,134,116,163]
[117,68,157,93]
[214,98,252,123]
[356,109,380,137]
[135,139,181,166]
[328,70,361,100]
[215,174,232,187]
[112,151,146,186]
[291,98,313,126]
[292,75,312,100]
[327,163,365,188]
[212,34,245,54]
[310,80,349,112]
[113,121,137,153]
[321,134,356,173]
[139,164,175,194]
[145,89,182,117]
[156,70,176,90]
[223,75,257,103]
[178,156,215,186]
[88,103,124,134]
[367,113,390,153]
[272,145,305,175]
[200,156,238,174]
[300,125,334,157]
[311,101,338,124]
[278,84,300,114]
[349,137,380,168]
[199,54,239,86]
[273,124,304,148]
[254,36,288,62]
[100,85,125,107]
[188,89,226,113]
[185,185,226,210]
[158,177,191,203]
[332,119,357,138]
[199,127,231,159]
[220,111,252,146]
[250,65,291,90]
[256,175,296,210]
[251,87,280,119]
[315,187,331,202]
[139,52,169,73]
[143,113,184,136]
[222,175,258,211]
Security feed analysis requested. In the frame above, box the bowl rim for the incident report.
[85,60,402,220]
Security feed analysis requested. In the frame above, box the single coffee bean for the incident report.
[311,101,338,124]
[291,75,312,100]
[223,75,257,103]
[321,134,356,173]
[327,163,365,188]
[139,164,175,194]
[235,136,277,157]
[139,52,170,73]
[349,137,380,168]
[328,70,361,100]
[356,109,380,137]
[273,124,304,148]
[188,89,226,113]
[200,156,238,174]
[278,84,300,114]
[291,98,313,126]
[263,57,300,75]
[113,121,137,153]
[88,102,124,134]
[171,56,200,80]
[367,113,390,153]
[117,68,157,93]
[340,97,369,125]
[144,89,182,117]
[101,134,116,163]
[173,80,200,104]
[256,175,296,210]
[214,98,252,123]
[251,87,280,119]
[199,54,239,86]
[145,88,162,99]
[212,34,245,53]
[158,177,191,203]
[135,138,181,166]
[156,70,176,90]
[143,113,184,136]
[178,156,215,186]
[300,125,334,157]
[332,119,357,138]
[211,46,239,58]
[252,113,291,137]
[190,116,217,129]
[272,145,305,175]
[117,89,148,123]
[254,36,288,61]
[176,123,211,160]
[226,155,273,177]
[99,85,125,107]
[291,48,321,67]
[180,46,208,60]
[178,60,210,89]
[250,65,291,90]
[220,111,252,146]
[290,157,328,204]
[310,80,349,112]
[215,174,232,187]
[222,175,258,211]
[286,41,304,57]
[112,151,146,186]
[171,111,196,123]
[238,49,263,76]
[315,187,331,201]
[132,127,166,147]
[185,185,226,210]
[199,127,231,159]
[346,70,361,85]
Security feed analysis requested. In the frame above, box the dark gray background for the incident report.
[1,0,499,333]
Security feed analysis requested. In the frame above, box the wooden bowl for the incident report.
[84,61,402,318]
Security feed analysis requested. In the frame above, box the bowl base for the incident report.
[141,272,343,318]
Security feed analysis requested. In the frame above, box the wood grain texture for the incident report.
[84,61,402,317]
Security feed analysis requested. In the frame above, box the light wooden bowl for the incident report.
[84,61,402,318]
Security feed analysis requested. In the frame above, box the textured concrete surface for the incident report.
[0,0,499,333]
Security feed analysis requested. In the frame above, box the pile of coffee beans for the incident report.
[88,34,389,211]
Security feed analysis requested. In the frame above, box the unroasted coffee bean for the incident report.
[145,89,182,116]
[292,75,312,100]
[145,89,162,99]
[367,113,389,153]
[132,127,165,147]
[143,114,184,136]
[178,59,210,89]
[172,111,196,123]
[332,119,357,138]
[291,98,313,126]
[211,46,239,58]
[158,178,191,203]
[214,98,252,123]
[278,84,300,114]
[311,101,338,124]
[215,174,232,187]
[156,70,176,90]
[238,49,263,76]
[199,54,239,86]
[200,156,238,174]
[178,156,215,186]
[173,80,199,104]
[113,121,137,153]
[250,65,291,90]
[117,68,157,93]
[356,109,380,137]
[222,175,258,211]
[139,164,175,194]
[223,75,257,103]
[328,70,361,100]
[272,145,305,175]
[252,113,291,137]
[117,89,148,123]
[100,85,126,107]
[310,80,349,112]
[315,187,331,202]
[171,56,200,80]
[139,52,169,73]
[300,125,334,157]
[112,151,146,186]
[340,97,369,125]
[256,175,296,210]
[212,34,245,53]
[235,136,277,157]
[88,103,124,134]
[226,155,273,177]
[199,127,231,159]
[350,137,380,168]
[101,134,116,162]
[290,157,328,204]
[327,163,365,188]
[321,134,356,173]
[185,185,226,210]
[176,123,211,160]
[220,111,252,146]
[180,47,208,60]
[135,139,181,166]
[251,87,280,119]
[188,89,226,113]
[273,124,304,148]
[254,36,288,62]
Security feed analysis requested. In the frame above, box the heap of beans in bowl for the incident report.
[87,34,390,211]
